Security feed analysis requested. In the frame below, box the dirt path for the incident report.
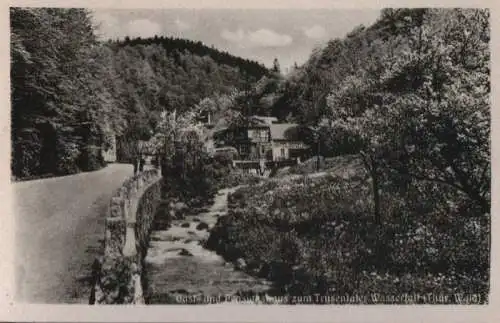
[14,163,133,304]
[145,187,272,304]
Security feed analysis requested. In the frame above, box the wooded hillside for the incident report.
[10,8,268,179]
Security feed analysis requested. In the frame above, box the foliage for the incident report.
[275,155,362,177]
[157,113,251,205]
[207,9,490,302]
[10,8,271,179]
[327,8,490,216]
[106,35,271,162]
[116,35,268,81]
[10,8,112,179]
[14,128,42,178]
[207,172,489,302]
[156,109,261,207]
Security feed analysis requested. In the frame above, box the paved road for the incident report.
[13,164,133,304]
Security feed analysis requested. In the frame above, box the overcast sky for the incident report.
[91,8,381,71]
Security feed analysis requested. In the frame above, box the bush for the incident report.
[274,154,362,178]
[219,169,261,188]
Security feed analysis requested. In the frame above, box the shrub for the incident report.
[77,144,105,172]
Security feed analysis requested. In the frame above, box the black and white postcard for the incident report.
[0,0,497,322]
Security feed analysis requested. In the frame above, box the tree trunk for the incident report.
[371,166,381,225]
[360,152,382,225]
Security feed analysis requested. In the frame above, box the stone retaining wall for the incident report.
[90,168,162,304]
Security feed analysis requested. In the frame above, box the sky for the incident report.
[91,8,381,71]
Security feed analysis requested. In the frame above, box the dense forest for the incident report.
[116,35,268,80]
[10,7,269,179]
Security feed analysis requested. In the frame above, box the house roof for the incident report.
[251,115,278,125]
[213,122,304,142]
[269,123,300,141]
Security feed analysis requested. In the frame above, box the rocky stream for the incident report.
[144,187,272,304]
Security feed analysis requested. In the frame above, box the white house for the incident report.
[269,123,309,161]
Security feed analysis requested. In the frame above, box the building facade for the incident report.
[213,116,309,162]
[269,123,309,162]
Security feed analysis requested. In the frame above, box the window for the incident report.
[239,145,250,155]
[281,148,285,157]
[260,131,269,142]
[249,129,268,142]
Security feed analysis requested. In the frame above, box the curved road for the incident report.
[13,164,133,304]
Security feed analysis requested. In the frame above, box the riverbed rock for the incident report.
[189,197,202,208]
[181,222,190,228]
[174,202,188,211]
[168,209,177,220]
[178,249,193,257]
[172,202,188,219]
[196,222,209,231]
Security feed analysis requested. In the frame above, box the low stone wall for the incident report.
[90,168,162,304]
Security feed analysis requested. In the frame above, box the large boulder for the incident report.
[174,202,188,212]
[178,249,193,257]
[196,222,209,231]
[169,201,188,219]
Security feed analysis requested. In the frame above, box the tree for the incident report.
[10,8,111,177]
[327,8,490,217]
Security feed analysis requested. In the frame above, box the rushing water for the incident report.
[145,187,272,304]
